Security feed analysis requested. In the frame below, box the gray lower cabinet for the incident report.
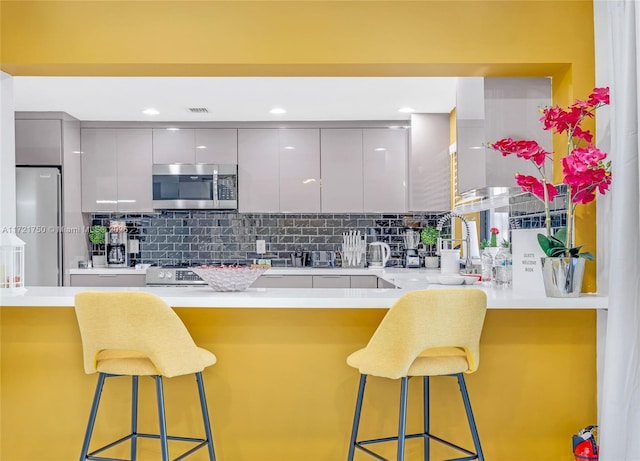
[70,274,146,287]
[251,274,386,288]
[350,275,380,288]
[313,275,351,288]
[250,275,313,288]
[377,278,397,288]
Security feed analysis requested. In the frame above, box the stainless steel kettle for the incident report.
[368,242,391,268]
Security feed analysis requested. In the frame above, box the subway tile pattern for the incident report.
[91,211,449,268]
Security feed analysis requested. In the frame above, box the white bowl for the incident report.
[438,275,465,285]
[461,275,481,285]
[192,266,268,291]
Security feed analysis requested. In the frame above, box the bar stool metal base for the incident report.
[348,373,484,461]
[79,372,216,461]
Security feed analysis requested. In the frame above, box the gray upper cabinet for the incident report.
[81,128,153,212]
[116,129,153,212]
[409,113,451,211]
[15,119,63,165]
[363,128,408,212]
[278,129,320,213]
[152,128,195,164]
[238,129,280,212]
[320,129,364,212]
[81,128,118,212]
[153,128,238,164]
[195,129,238,164]
[238,128,320,213]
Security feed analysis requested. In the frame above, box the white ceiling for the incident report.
[12,76,458,122]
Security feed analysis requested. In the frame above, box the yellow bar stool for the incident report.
[74,291,218,461]
[346,289,487,461]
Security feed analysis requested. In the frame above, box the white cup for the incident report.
[440,249,460,274]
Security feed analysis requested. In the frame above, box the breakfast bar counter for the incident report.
[2,267,608,309]
[0,271,603,461]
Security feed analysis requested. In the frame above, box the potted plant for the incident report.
[88,225,107,268]
[420,226,440,268]
[489,87,611,297]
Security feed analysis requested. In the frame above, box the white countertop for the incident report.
[2,267,608,309]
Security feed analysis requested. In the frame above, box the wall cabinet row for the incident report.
[79,126,409,213]
[238,128,408,213]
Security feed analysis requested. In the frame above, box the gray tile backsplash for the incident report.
[91,211,449,267]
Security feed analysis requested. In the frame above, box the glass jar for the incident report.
[492,247,512,288]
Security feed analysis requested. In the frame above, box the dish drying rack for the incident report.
[341,230,366,268]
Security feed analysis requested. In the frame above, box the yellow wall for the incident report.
[1,306,597,461]
[0,0,600,291]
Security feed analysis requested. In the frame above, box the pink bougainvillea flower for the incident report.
[588,87,610,106]
[516,174,558,202]
[490,138,549,166]
[572,126,593,143]
[513,140,549,166]
[489,138,517,156]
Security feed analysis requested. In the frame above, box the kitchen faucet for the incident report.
[436,212,476,274]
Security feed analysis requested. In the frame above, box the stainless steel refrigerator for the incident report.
[16,167,62,286]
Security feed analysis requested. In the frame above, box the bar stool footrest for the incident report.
[86,432,211,461]
[355,431,479,461]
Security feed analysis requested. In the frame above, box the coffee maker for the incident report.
[106,232,128,267]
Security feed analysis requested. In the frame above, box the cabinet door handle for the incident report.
[97,274,117,277]
[263,275,284,279]
[319,275,341,278]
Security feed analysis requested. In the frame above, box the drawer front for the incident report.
[312,275,350,288]
[251,275,313,288]
[70,274,146,287]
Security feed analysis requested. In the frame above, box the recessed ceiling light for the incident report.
[270,107,287,115]
[283,146,296,150]
[374,147,386,152]
[196,145,208,149]
[398,107,416,113]
[166,127,181,131]
[142,108,160,115]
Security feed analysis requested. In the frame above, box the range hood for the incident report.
[455,77,553,203]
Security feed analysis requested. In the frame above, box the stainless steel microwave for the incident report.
[152,164,238,209]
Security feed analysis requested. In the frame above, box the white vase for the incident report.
[92,254,106,268]
[424,256,439,268]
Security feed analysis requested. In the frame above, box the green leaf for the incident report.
[537,233,551,253]
[548,247,567,257]
[579,252,595,261]
[553,227,568,245]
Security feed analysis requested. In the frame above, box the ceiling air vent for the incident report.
[188,107,209,113]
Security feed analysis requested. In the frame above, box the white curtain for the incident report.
[599,1,640,459]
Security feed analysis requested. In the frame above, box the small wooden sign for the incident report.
[511,229,546,295]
